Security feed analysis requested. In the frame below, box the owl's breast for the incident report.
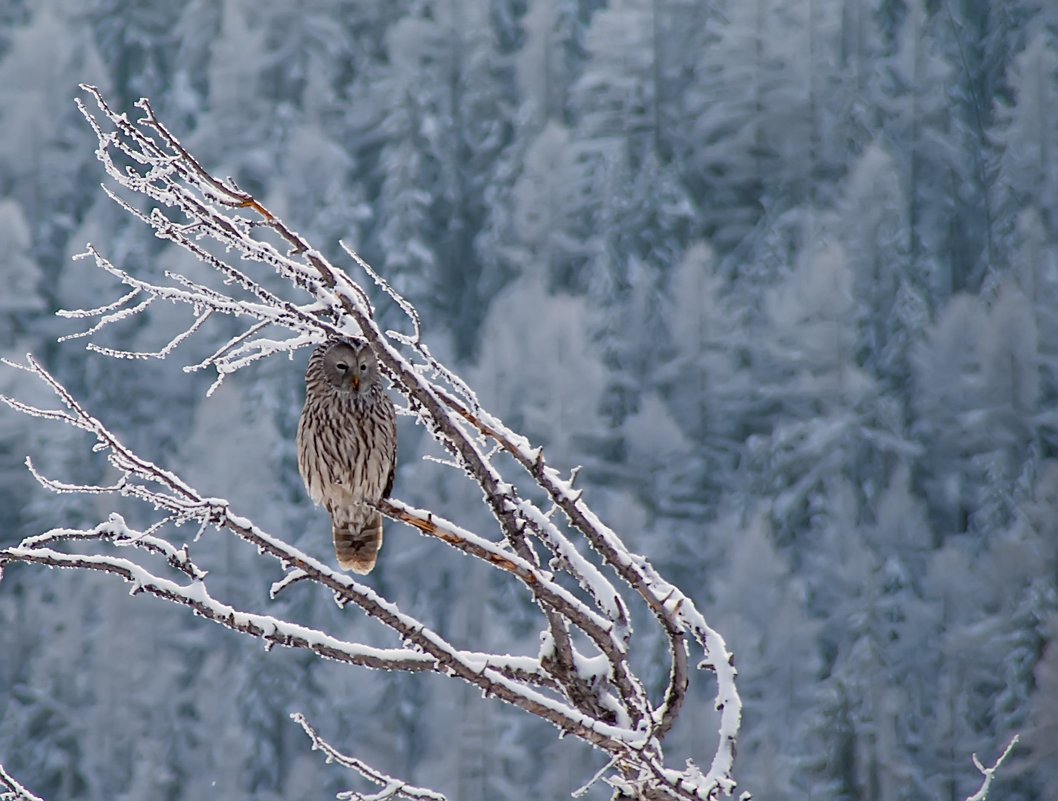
[296,397,395,509]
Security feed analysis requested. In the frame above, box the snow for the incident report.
[2,5,1054,799]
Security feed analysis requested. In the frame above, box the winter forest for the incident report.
[0,0,1057,799]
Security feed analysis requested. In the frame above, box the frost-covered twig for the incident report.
[964,735,1019,801]
[0,86,745,800]
[0,764,43,801]
[69,243,323,394]
[292,714,447,801]
[22,514,205,581]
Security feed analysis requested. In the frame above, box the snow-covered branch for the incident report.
[292,713,448,801]
[964,735,1019,801]
[0,764,44,801]
[0,87,743,801]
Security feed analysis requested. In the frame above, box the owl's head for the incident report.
[320,338,379,397]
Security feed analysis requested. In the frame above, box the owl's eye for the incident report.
[335,362,349,372]
[360,363,369,372]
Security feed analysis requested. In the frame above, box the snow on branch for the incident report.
[0,764,44,801]
[0,86,743,801]
[292,713,447,801]
[964,735,1019,801]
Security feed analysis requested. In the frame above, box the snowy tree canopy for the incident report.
[1,2,1054,800]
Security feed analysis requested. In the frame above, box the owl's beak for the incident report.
[351,375,360,392]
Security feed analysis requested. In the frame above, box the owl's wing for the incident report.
[382,460,395,499]
[296,414,331,507]
[381,396,397,499]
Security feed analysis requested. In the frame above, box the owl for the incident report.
[297,337,397,574]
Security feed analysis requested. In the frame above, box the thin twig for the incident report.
[291,713,447,801]
[0,764,44,801]
[964,735,1019,801]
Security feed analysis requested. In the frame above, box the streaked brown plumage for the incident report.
[296,338,397,574]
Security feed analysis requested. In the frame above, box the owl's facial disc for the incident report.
[325,342,378,395]
[336,359,358,391]
[324,343,361,393]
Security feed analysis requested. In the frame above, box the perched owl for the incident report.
[297,338,397,574]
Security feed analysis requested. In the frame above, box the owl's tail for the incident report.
[332,510,384,574]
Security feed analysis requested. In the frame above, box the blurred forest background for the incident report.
[1,0,1057,799]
